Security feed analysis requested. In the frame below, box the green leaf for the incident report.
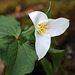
[49,48,65,53]
[46,1,51,18]
[0,16,37,75]
[0,15,21,38]
[40,58,54,75]
[51,37,58,45]
[20,25,35,45]
[48,48,65,72]
[0,36,18,75]
[23,24,31,31]
[10,41,37,75]
[0,36,37,75]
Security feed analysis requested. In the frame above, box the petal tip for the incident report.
[38,56,43,60]
[38,58,41,61]
[28,12,31,17]
[37,52,46,60]
[66,19,70,22]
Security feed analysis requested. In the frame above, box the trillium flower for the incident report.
[29,11,69,60]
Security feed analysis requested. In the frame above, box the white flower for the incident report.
[29,11,69,60]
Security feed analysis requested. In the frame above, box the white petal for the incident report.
[35,30,51,60]
[28,11,48,31]
[47,18,69,37]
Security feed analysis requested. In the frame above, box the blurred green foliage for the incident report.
[0,0,75,15]
[51,0,75,18]
[20,18,32,30]
[0,0,20,14]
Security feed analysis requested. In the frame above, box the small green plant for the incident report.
[0,2,69,75]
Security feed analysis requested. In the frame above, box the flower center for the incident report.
[38,22,49,34]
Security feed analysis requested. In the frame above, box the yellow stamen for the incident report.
[39,30,44,34]
[42,29,49,34]
[38,22,49,34]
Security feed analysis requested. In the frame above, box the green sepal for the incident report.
[48,48,65,72]
[20,25,35,45]
[46,1,51,18]
[40,58,54,75]
[51,37,58,45]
